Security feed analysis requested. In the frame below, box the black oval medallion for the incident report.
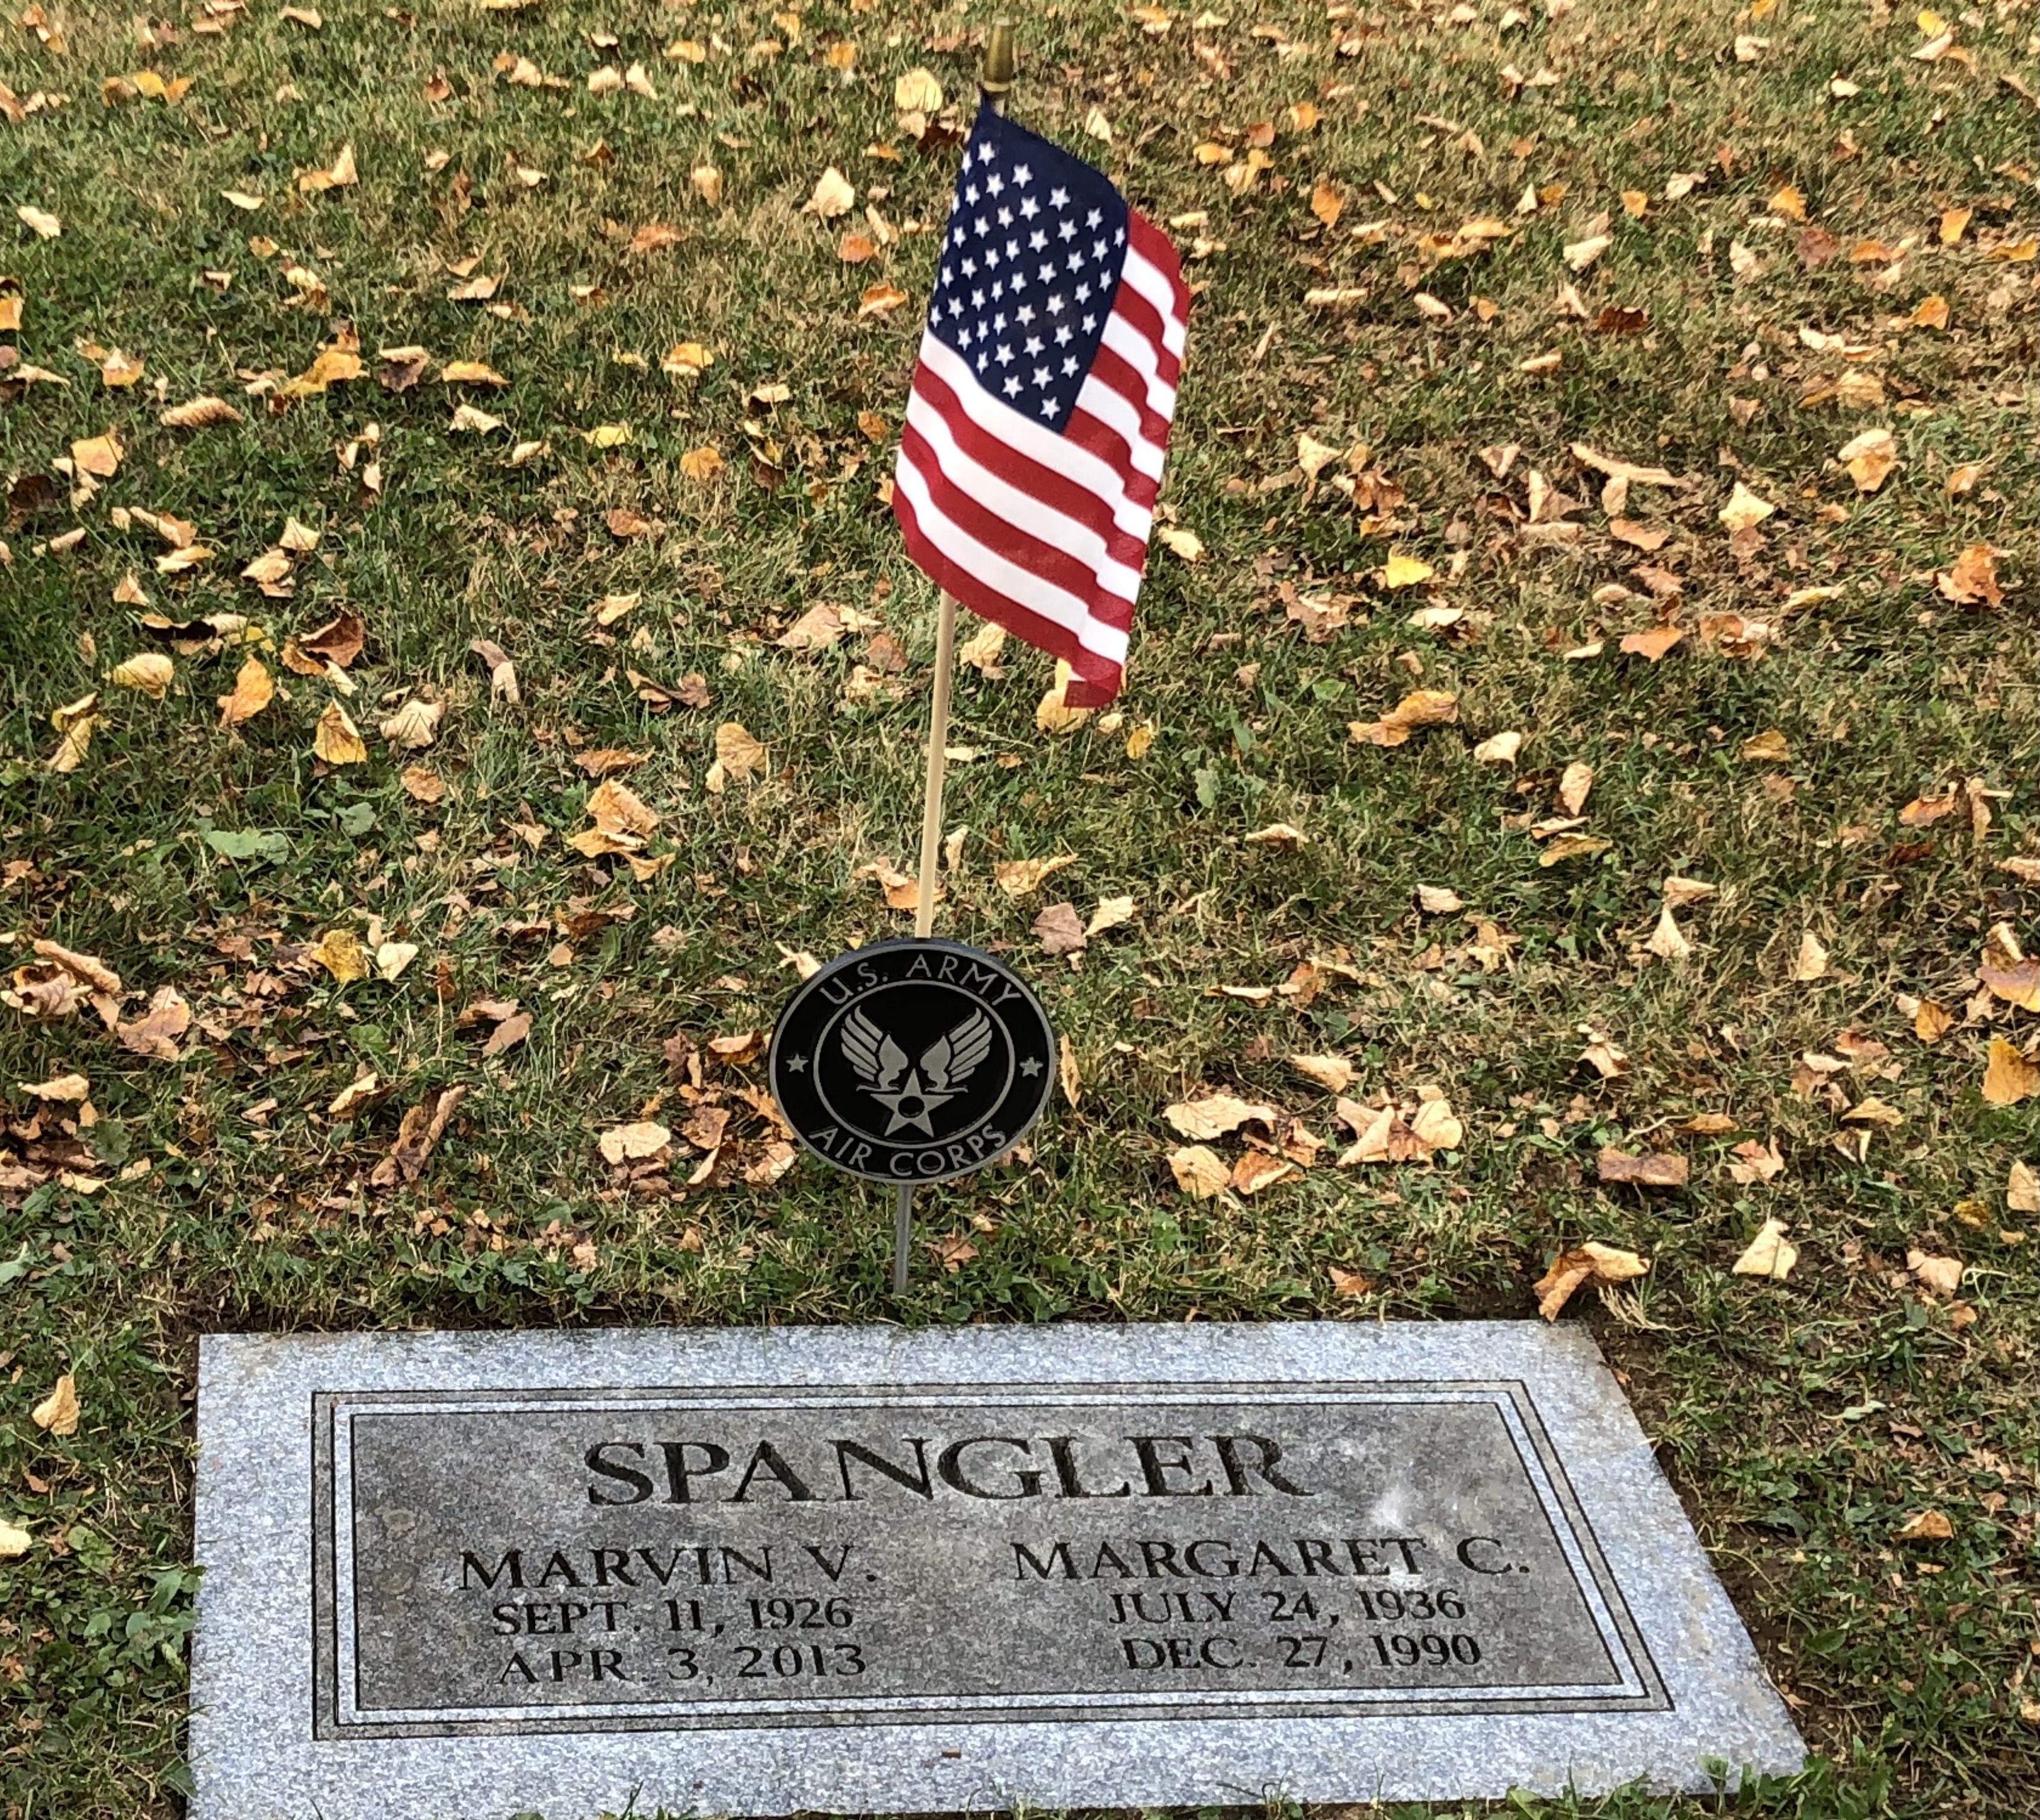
[769,938,1055,1185]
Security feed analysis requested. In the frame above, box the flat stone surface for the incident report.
[191,1322,1802,1818]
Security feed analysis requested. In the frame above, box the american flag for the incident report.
[893,99,1189,708]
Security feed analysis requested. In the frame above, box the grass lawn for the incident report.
[2,0,2036,1813]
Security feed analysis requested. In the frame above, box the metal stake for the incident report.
[892,1183,914,1296]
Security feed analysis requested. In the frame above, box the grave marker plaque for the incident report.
[193,1323,1802,1817]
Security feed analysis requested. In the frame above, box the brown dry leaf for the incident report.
[1165,1093,1280,1141]
[1789,930,1831,982]
[470,637,519,705]
[1329,1265,1372,1298]
[401,766,445,805]
[1980,922,2040,1011]
[31,1373,81,1437]
[1596,1148,1690,1187]
[299,608,365,669]
[1727,1139,1787,1184]
[1350,689,1458,748]
[1165,1145,1229,1198]
[312,702,369,765]
[1058,1034,1082,1109]
[1416,885,1465,915]
[370,1085,468,1189]
[1557,762,1594,814]
[215,655,274,727]
[1981,1038,2038,1106]
[17,1072,91,1102]
[1310,181,1343,229]
[1033,902,1087,957]
[110,652,174,699]
[994,854,1077,897]
[160,394,240,429]
[1230,1153,1300,1196]
[1533,1242,1649,1320]
[115,985,191,1059]
[480,1011,532,1057]
[680,444,725,481]
[1732,1218,1799,1280]
[441,358,507,388]
[1472,730,1524,765]
[1243,823,1308,850]
[1086,896,1136,937]
[1936,543,2002,607]
[1619,625,1684,661]
[1838,426,1898,494]
[1893,1509,1955,1543]
[1740,729,1791,763]
[1906,1249,1963,1296]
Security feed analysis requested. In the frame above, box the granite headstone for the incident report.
[191,1322,1802,1817]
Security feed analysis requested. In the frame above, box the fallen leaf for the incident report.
[1596,1148,1690,1187]
[1727,1139,1787,1184]
[17,1073,90,1102]
[0,1520,30,1559]
[1158,525,1204,563]
[1732,1218,1799,1280]
[2006,1159,2038,1215]
[380,697,443,749]
[1032,902,1087,956]
[448,403,504,434]
[1717,481,1776,532]
[1059,1035,1082,1108]
[1539,834,1612,866]
[1086,895,1136,937]
[370,1085,467,1188]
[1288,1054,1356,1094]
[1231,1153,1300,1195]
[1534,1242,1649,1320]
[307,928,368,983]
[160,394,241,428]
[1379,553,1435,589]
[1646,905,1693,960]
[1838,426,1898,494]
[1893,1509,1954,1543]
[994,854,1077,897]
[598,1120,671,1166]
[1937,543,2003,608]
[1740,729,1791,763]
[215,656,274,727]
[312,702,369,765]
[807,166,855,219]
[1789,930,1830,982]
[1912,999,1953,1043]
[1907,1249,1962,1296]
[1618,625,1684,661]
[110,652,174,699]
[1557,762,1593,814]
[481,1010,533,1056]
[1243,823,1308,850]
[1165,1093,1280,1141]
[894,66,944,112]
[115,985,190,1059]
[299,608,365,669]
[712,721,767,787]
[71,433,124,478]
[1981,1039,2038,1106]
[17,206,61,239]
[1472,730,1523,764]
[1350,689,1458,748]
[31,1374,79,1436]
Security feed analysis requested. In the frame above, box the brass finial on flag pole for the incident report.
[893,21,1019,1293]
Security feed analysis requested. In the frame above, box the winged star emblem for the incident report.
[840,1006,994,1138]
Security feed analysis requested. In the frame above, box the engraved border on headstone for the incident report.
[309,1379,1669,1739]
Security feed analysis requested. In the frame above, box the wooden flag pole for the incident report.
[894,20,1015,1298]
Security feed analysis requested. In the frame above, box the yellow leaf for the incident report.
[1740,729,1790,763]
[448,403,506,434]
[994,854,1078,897]
[308,927,368,983]
[216,655,274,727]
[582,422,632,448]
[807,166,855,218]
[858,282,910,318]
[1379,553,1435,589]
[714,720,768,784]
[31,1373,80,1436]
[1158,525,1204,562]
[1981,1038,2038,1106]
[71,433,124,478]
[0,1518,30,1559]
[440,359,507,386]
[1718,481,1775,531]
[662,341,714,378]
[1789,930,1830,982]
[160,395,241,428]
[110,653,174,698]
[1768,183,1806,221]
[312,702,370,765]
[99,348,145,388]
[1533,1242,1649,1320]
[17,206,61,238]
[679,444,725,481]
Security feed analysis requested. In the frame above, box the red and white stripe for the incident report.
[894,211,1189,707]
